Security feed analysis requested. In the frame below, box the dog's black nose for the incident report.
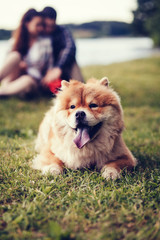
[75,111,86,121]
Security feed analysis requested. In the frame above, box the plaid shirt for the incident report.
[51,25,76,71]
[24,37,53,81]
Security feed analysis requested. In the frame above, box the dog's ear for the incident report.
[100,77,109,87]
[61,80,70,90]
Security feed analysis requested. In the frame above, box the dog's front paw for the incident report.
[42,164,62,175]
[101,166,120,180]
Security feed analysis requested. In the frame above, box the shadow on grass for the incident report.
[133,150,160,170]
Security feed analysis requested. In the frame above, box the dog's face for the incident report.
[55,78,123,149]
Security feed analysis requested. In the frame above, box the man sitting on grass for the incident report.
[42,6,84,86]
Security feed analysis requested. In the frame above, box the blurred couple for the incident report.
[0,7,84,98]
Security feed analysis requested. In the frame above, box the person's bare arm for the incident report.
[42,67,62,85]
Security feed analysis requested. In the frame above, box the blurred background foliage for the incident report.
[132,0,160,46]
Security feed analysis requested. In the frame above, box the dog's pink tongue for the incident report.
[74,128,90,149]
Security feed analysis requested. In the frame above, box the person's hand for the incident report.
[42,67,62,85]
[19,61,27,71]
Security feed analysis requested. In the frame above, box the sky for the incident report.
[0,0,137,30]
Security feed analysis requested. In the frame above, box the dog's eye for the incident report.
[70,105,76,109]
[89,103,98,108]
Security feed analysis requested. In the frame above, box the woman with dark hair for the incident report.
[0,8,53,97]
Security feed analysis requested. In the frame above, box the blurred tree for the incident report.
[132,0,160,46]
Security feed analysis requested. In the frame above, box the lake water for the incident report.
[0,37,157,67]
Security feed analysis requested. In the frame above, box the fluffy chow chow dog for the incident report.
[32,77,137,180]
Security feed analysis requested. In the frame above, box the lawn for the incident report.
[0,56,160,240]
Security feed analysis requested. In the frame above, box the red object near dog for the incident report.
[47,79,62,94]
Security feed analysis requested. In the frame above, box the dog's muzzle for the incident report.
[75,111,86,124]
[73,111,102,149]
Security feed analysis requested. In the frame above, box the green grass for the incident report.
[0,56,160,240]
